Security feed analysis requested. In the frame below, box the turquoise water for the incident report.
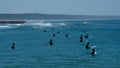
[0,20,120,68]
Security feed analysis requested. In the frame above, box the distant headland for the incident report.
[0,13,120,20]
[0,20,25,24]
[0,13,120,24]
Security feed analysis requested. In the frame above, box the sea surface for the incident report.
[0,20,120,68]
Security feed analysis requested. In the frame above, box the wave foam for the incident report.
[24,20,67,27]
[83,22,89,24]
[0,25,11,28]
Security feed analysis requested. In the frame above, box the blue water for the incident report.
[0,20,120,68]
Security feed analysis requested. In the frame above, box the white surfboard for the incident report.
[91,45,96,49]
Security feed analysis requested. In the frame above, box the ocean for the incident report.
[0,20,120,68]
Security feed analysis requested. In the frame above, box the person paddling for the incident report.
[91,48,96,55]
[11,43,15,49]
[49,39,53,45]
[85,33,89,38]
[86,42,90,49]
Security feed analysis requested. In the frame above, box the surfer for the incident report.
[53,33,56,37]
[85,42,90,49]
[85,33,89,38]
[66,34,69,38]
[11,43,15,49]
[43,30,46,32]
[80,38,83,42]
[31,26,34,30]
[84,30,86,33]
[91,48,96,55]
[49,39,53,45]
[80,35,83,42]
[57,31,60,34]
[80,35,83,39]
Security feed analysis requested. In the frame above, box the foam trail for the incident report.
[0,23,25,30]
[25,20,67,27]
[58,23,66,26]
[0,25,11,28]
[38,23,53,27]
[24,20,53,27]
[83,22,89,24]
[52,22,66,27]
[7,23,23,26]
[31,22,53,27]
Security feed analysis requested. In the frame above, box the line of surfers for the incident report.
[11,29,97,56]
[79,30,97,56]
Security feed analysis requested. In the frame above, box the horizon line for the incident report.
[0,13,120,17]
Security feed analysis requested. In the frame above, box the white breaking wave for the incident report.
[0,20,67,29]
[57,23,66,26]
[24,22,53,27]
[24,20,67,27]
[34,22,53,27]
[0,25,11,28]
[7,23,23,26]
[0,23,24,29]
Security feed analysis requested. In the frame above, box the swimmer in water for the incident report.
[53,33,56,37]
[80,35,83,42]
[57,31,60,34]
[80,35,83,39]
[43,30,46,32]
[49,39,53,45]
[85,33,89,38]
[91,48,96,55]
[86,42,90,49]
[84,30,86,33]
[80,38,83,42]
[11,43,15,49]
[66,34,69,38]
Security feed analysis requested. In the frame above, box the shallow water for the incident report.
[0,20,120,68]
